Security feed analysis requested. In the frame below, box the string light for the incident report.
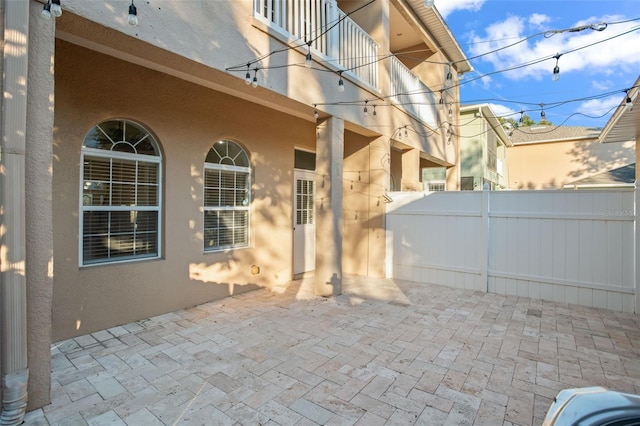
[540,103,546,119]
[42,1,52,19]
[51,0,62,17]
[373,105,377,117]
[445,64,453,87]
[227,14,640,95]
[364,100,368,116]
[305,42,313,68]
[338,72,345,92]
[438,94,444,110]
[448,107,453,119]
[128,0,138,26]
[625,90,634,111]
[244,64,252,85]
[252,68,258,88]
[314,104,319,119]
[552,53,561,81]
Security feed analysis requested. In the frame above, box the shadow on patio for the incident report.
[26,276,640,425]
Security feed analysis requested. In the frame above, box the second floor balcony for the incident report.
[253,0,471,128]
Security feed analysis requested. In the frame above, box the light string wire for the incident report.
[227,14,640,79]
[224,5,639,124]
[310,24,640,119]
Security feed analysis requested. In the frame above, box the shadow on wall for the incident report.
[566,139,634,179]
[186,137,297,295]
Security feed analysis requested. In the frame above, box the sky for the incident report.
[435,0,640,128]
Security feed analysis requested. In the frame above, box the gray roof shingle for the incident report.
[510,126,602,144]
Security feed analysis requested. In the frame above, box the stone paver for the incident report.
[25,276,640,425]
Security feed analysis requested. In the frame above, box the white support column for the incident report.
[0,0,30,423]
[314,117,344,297]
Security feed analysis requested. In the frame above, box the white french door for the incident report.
[293,169,316,275]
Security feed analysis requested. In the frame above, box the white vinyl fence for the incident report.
[385,188,637,313]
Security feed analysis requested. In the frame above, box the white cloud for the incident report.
[592,80,613,91]
[578,95,625,117]
[529,13,550,28]
[435,0,486,18]
[467,14,640,81]
[487,103,519,120]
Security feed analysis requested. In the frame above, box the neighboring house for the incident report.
[563,163,636,189]
[508,125,635,189]
[458,104,512,190]
[0,0,471,415]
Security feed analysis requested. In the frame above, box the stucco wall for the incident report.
[52,41,314,340]
[48,0,463,340]
[508,138,636,189]
[343,131,388,277]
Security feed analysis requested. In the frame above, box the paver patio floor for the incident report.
[25,276,640,425]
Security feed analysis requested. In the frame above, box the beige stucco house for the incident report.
[458,104,511,190]
[0,0,471,418]
[508,125,635,190]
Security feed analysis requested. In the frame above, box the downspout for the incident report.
[0,0,30,423]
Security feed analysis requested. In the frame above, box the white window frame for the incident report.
[203,142,251,252]
[79,121,162,267]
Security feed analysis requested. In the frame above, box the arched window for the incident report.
[80,119,162,265]
[203,140,250,251]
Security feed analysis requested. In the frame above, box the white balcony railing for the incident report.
[254,0,378,90]
[255,0,440,126]
[389,56,437,127]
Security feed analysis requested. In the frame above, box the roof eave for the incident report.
[598,75,640,144]
[461,104,512,145]
[404,0,473,74]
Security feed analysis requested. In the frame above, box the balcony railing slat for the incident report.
[390,56,437,127]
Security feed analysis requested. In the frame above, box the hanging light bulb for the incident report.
[625,90,634,111]
[51,0,62,17]
[552,54,561,81]
[252,69,259,88]
[128,1,138,26]
[404,127,408,137]
[540,104,545,120]
[305,42,313,68]
[448,107,453,119]
[438,95,444,110]
[245,66,252,85]
[338,72,345,92]
[364,101,369,116]
[373,106,377,117]
[314,105,319,119]
[42,1,52,19]
[445,64,453,87]
[519,110,525,124]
